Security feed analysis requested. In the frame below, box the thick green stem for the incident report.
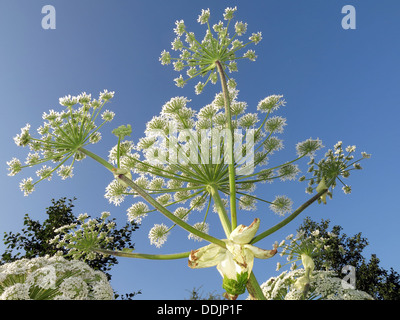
[79,147,226,248]
[246,271,266,300]
[116,137,121,169]
[301,283,310,300]
[94,248,190,260]
[250,189,329,245]
[215,60,238,230]
[78,147,115,171]
[208,184,232,237]
[301,268,312,300]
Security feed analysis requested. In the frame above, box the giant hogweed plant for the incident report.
[7,7,370,300]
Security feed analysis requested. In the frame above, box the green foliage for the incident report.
[0,197,141,299]
[1,197,77,262]
[298,217,400,300]
[357,255,400,300]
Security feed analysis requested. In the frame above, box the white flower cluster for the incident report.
[265,227,375,300]
[160,7,263,94]
[259,269,373,300]
[275,228,339,272]
[300,140,371,201]
[7,90,115,196]
[50,212,115,261]
[0,256,114,300]
[104,89,323,247]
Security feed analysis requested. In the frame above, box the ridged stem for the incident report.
[250,189,329,245]
[208,184,232,237]
[94,248,190,260]
[215,60,238,230]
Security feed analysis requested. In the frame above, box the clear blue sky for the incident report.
[0,0,399,300]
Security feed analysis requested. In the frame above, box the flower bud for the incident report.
[229,218,260,244]
[294,254,315,292]
[301,253,315,272]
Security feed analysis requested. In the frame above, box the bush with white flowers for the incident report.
[0,256,114,300]
[260,269,373,300]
